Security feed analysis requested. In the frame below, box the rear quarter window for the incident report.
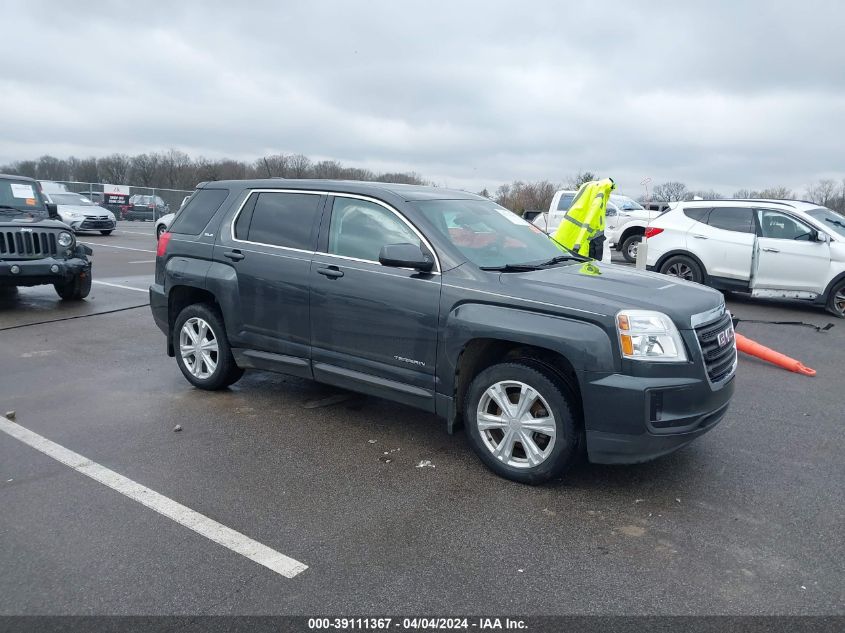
[168,189,230,235]
[683,207,711,222]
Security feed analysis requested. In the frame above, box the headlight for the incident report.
[57,231,74,247]
[107,212,116,220]
[616,310,688,362]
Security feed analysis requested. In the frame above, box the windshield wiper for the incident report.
[479,263,543,272]
[0,206,27,216]
[536,254,586,266]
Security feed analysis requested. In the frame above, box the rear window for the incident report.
[239,191,323,250]
[169,189,229,235]
[683,207,710,222]
[707,207,755,233]
[556,194,576,210]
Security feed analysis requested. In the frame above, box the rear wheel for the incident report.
[621,234,643,263]
[659,254,704,284]
[54,270,92,300]
[826,280,845,318]
[174,303,244,390]
[464,361,580,484]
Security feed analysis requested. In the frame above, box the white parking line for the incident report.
[0,416,308,579]
[80,242,156,253]
[116,229,156,236]
[128,260,155,264]
[92,280,148,293]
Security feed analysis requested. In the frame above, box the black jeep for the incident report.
[0,174,93,300]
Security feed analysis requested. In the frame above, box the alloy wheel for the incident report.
[834,288,845,316]
[476,380,556,469]
[666,262,693,280]
[179,317,219,379]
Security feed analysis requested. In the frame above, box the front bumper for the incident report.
[0,256,90,287]
[581,369,735,464]
[68,218,116,232]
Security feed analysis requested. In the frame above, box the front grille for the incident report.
[80,218,114,229]
[0,230,59,259]
[695,311,737,383]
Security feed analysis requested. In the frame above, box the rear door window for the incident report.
[244,191,323,250]
[707,207,755,233]
[556,194,576,210]
[169,189,229,235]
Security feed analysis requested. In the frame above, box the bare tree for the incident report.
[36,155,70,181]
[257,154,290,178]
[652,181,688,202]
[312,160,344,179]
[565,170,597,189]
[69,157,99,183]
[495,180,558,213]
[130,153,161,187]
[806,179,838,207]
[97,154,131,184]
[288,154,312,178]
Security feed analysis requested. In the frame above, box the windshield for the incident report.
[806,207,845,238]
[49,193,95,206]
[610,194,644,211]
[413,199,567,268]
[0,179,48,217]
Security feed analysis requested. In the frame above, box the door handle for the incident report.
[692,234,708,239]
[223,249,244,261]
[762,247,780,253]
[317,266,344,279]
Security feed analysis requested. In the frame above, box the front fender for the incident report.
[440,302,617,393]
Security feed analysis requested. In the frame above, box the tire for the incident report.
[54,270,92,300]
[826,279,845,318]
[173,303,244,390]
[659,254,704,284]
[464,361,580,484]
[156,224,167,240]
[621,234,643,263]
[100,230,113,236]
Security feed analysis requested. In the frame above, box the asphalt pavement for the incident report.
[1,224,843,615]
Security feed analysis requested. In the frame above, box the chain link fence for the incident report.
[43,181,193,222]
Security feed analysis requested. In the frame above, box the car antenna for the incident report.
[263,157,272,178]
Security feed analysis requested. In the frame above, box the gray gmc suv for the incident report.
[150,180,736,483]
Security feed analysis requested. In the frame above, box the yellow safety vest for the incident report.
[552,178,616,256]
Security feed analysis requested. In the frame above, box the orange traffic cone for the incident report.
[734,333,816,376]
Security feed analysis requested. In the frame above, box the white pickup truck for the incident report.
[531,190,666,262]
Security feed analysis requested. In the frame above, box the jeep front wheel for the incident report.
[174,304,244,390]
[464,362,580,484]
[54,270,92,300]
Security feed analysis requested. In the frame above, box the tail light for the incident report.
[148,204,156,208]
[157,232,172,257]
[644,227,664,239]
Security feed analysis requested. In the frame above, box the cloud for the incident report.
[2,0,843,195]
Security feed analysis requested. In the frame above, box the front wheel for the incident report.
[174,303,244,390]
[659,254,704,284]
[464,361,580,484]
[826,280,845,318]
[621,234,643,263]
[54,270,92,300]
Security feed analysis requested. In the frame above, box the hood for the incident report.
[0,215,70,229]
[58,204,110,217]
[497,260,724,329]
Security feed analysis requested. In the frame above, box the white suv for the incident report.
[644,199,845,317]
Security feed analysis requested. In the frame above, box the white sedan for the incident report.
[41,191,116,235]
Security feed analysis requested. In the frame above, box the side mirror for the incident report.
[46,202,59,219]
[815,230,830,243]
[379,243,434,272]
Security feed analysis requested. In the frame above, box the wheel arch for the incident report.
[166,285,220,356]
[654,249,709,282]
[819,271,845,305]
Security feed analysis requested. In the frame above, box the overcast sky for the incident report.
[2,0,843,196]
